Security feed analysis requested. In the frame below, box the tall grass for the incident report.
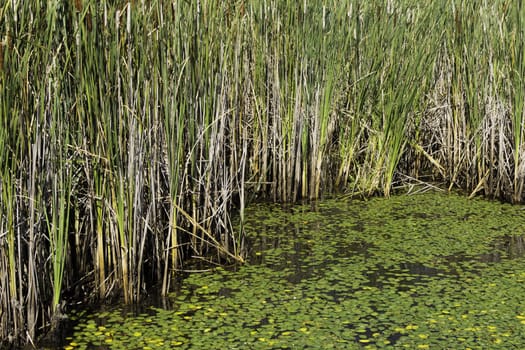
[2,0,525,346]
[416,1,525,203]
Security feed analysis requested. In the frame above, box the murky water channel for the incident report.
[55,192,525,349]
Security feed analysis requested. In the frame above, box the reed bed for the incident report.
[1,0,525,346]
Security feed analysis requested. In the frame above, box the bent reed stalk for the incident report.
[1,0,525,346]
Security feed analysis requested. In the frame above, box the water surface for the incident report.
[64,192,525,349]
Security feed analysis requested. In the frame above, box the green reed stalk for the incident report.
[3,176,18,332]
[26,141,41,339]
[123,2,140,304]
[383,11,437,195]
[161,63,186,294]
[44,8,73,312]
[0,81,12,341]
[47,152,72,313]
[311,71,335,200]
[508,3,525,203]
[1,3,23,341]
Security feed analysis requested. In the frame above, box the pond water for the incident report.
[61,192,525,349]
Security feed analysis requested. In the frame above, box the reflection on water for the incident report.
[479,234,525,262]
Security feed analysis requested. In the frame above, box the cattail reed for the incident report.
[0,42,3,75]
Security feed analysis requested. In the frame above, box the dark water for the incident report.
[49,192,525,349]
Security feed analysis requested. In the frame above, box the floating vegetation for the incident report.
[65,192,525,349]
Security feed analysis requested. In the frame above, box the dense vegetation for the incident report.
[1,0,524,346]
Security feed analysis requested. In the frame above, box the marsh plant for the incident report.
[1,0,525,346]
